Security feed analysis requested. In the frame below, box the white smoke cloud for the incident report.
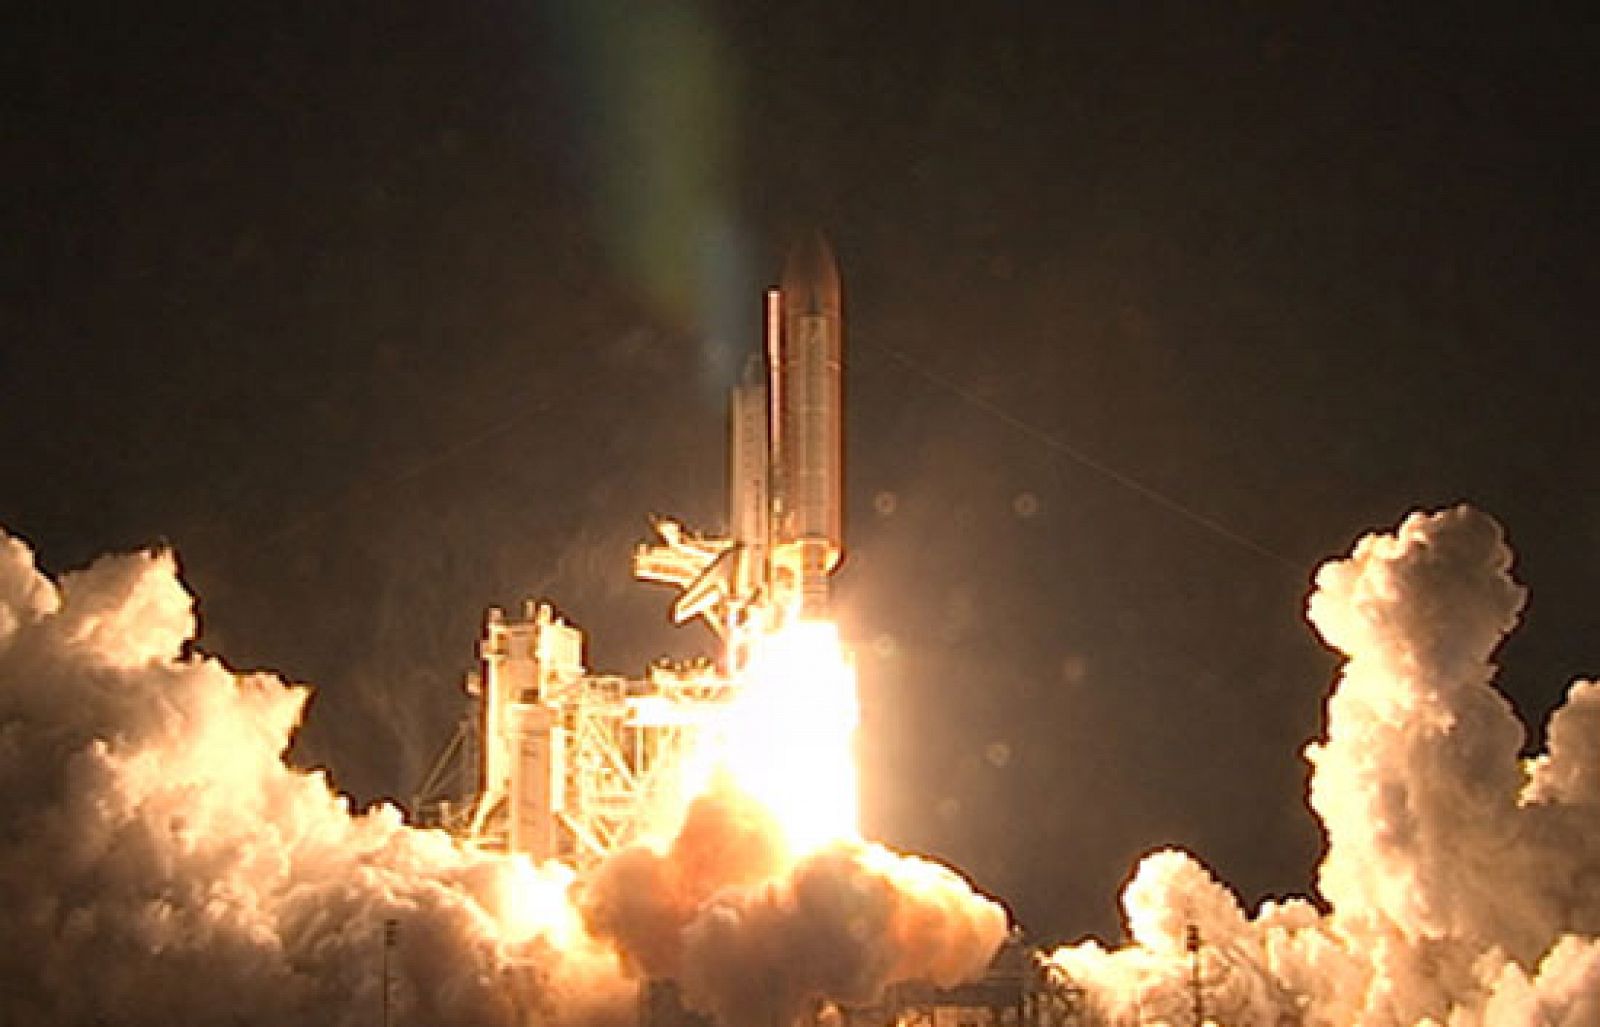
[580,778,1009,1025]
[1045,506,1600,1026]
[20,502,1596,1026]
[0,529,1004,1025]
[0,531,635,1025]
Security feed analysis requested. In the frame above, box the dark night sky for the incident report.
[5,3,1597,943]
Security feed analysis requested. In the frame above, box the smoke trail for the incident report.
[0,529,1004,1025]
[1045,507,1600,1025]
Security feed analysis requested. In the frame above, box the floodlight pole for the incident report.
[382,918,399,1027]
[1186,923,1204,1026]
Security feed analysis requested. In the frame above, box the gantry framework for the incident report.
[413,601,737,869]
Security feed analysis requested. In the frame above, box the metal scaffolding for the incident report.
[415,600,736,869]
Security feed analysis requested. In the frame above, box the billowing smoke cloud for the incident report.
[0,529,1004,1025]
[19,503,1594,1026]
[0,531,632,1025]
[582,780,1008,1024]
[1046,507,1600,1025]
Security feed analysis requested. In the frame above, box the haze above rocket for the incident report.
[636,233,845,668]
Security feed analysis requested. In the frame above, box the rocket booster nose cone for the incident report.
[781,231,842,318]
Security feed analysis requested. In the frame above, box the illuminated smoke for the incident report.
[582,783,1008,1025]
[1046,507,1600,1025]
[0,529,1003,1025]
[16,504,1594,1025]
[0,532,637,1025]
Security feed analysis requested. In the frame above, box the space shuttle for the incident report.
[430,234,845,861]
[634,233,845,669]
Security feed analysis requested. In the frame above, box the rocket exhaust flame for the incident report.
[721,620,860,857]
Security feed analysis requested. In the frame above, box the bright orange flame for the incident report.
[499,856,583,947]
[720,620,860,856]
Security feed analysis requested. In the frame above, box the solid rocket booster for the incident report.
[769,232,844,618]
[727,364,770,609]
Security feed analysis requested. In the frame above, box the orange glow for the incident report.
[720,620,860,856]
[499,856,582,948]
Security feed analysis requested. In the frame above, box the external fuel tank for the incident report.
[770,232,844,617]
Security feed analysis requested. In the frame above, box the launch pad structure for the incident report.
[413,236,1093,1025]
